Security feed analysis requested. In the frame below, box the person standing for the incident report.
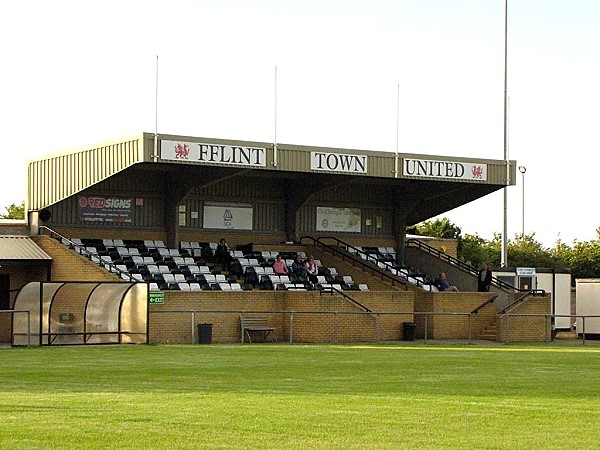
[478,263,493,292]
[214,238,232,270]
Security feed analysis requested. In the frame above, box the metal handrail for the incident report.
[499,290,545,316]
[319,286,372,312]
[405,238,541,293]
[300,235,430,290]
[471,293,499,315]
[38,226,139,283]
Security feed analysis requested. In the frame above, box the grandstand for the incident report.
[0,132,553,345]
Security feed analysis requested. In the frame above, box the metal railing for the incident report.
[300,235,426,290]
[503,313,600,345]
[319,286,372,312]
[1,310,31,347]
[149,309,599,346]
[405,238,532,293]
[38,226,139,283]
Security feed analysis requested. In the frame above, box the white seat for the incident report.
[113,239,125,247]
[131,255,144,266]
[231,283,242,291]
[233,250,244,258]
[187,265,200,274]
[238,258,250,267]
[174,274,186,283]
[215,274,226,283]
[158,248,169,257]
[103,239,114,247]
[189,282,202,291]
[158,265,170,274]
[190,241,201,249]
[86,246,98,255]
[149,283,160,291]
[219,282,232,291]
[358,284,369,291]
[128,247,140,256]
[117,247,129,257]
[143,256,155,265]
[163,274,176,284]
[328,267,338,276]
[130,273,143,282]
[248,258,259,266]
[343,275,354,285]
[317,275,326,284]
[180,241,191,250]
[280,275,290,283]
[172,256,185,266]
[183,257,195,265]
[263,267,274,275]
[147,265,160,274]
[254,266,265,274]
[144,240,155,248]
[204,274,216,283]
[154,240,166,248]
[178,282,191,291]
[168,248,180,257]
[199,266,211,274]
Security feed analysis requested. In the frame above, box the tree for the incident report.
[413,218,462,240]
[459,233,500,268]
[0,201,25,220]
[507,233,554,268]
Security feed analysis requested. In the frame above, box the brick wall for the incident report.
[149,290,414,344]
[498,294,552,342]
[414,291,498,339]
[32,236,119,282]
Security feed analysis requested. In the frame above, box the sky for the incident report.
[1,0,599,247]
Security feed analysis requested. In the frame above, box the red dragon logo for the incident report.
[174,143,190,159]
[471,165,483,179]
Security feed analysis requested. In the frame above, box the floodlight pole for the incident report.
[501,0,509,267]
[153,55,159,163]
[519,165,526,236]
[394,83,399,178]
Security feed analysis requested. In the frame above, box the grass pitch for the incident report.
[1,343,600,449]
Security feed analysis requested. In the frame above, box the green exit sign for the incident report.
[149,291,165,304]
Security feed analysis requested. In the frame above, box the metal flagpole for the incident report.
[153,55,159,162]
[273,65,278,167]
[394,83,399,178]
[501,0,509,267]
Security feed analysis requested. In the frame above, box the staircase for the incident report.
[478,322,499,341]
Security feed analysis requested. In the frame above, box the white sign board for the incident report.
[403,158,487,181]
[316,207,361,233]
[161,140,266,167]
[311,152,367,174]
[516,267,536,276]
[203,202,253,230]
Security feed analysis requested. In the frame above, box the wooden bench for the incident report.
[240,316,277,343]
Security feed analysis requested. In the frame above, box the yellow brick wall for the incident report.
[148,290,414,344]
[498,294,552,342]
[32,236,119,282]
[414,291,509,340]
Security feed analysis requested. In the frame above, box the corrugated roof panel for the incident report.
[0,236,52,261]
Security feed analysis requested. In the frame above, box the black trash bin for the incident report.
[402,322,416,341]
[198,323,213,344]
